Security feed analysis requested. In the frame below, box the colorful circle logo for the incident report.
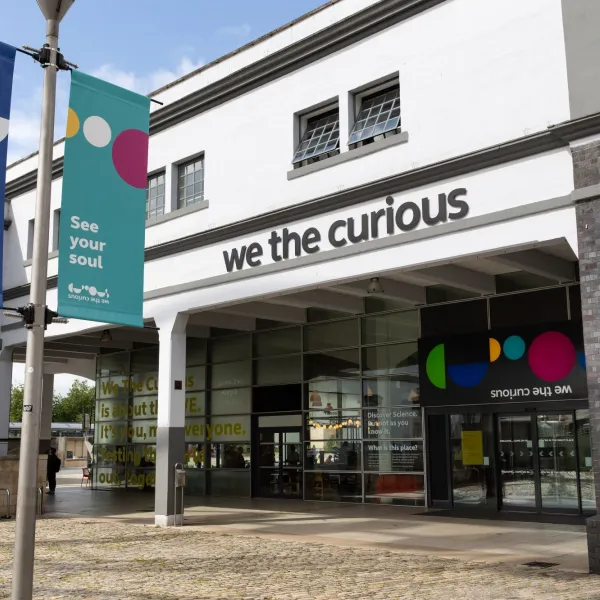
[66,107,148,189]
[426,330,583,390]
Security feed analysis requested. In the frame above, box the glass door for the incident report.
[497,412,588,514]
[498,414,537,510]
[257,428,303,499]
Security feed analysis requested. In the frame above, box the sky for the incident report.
[3,0,326,394]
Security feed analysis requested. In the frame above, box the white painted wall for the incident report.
[1,0,575,341]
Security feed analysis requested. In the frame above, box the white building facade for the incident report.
[4,0,600,570]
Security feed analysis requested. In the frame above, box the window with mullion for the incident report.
[348,86,401,146]
[293,110,340,165]
[177,157,205,209]
[146,172,166,221]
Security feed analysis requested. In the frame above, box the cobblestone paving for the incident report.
[0,518,599,599]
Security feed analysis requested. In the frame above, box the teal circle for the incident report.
[503,335,525,360]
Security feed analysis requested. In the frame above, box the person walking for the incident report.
[47,447,61,495]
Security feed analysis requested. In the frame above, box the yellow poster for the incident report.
[461,430,484,465]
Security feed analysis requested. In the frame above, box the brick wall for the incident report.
[573,141,600,189]
[0,456,48,517]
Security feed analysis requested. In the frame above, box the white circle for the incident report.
[89,286,97,296]
[0,117,8,143]
[83,115,112,147]
[27,367,34,374]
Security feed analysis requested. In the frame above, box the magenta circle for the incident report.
[528,331,576,382]
[112,129,149,189]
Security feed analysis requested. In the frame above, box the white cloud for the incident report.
[217,23,251,37]
[92,55,205,95]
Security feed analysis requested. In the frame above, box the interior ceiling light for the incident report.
[100,329,112,343]
[367,277,384,294]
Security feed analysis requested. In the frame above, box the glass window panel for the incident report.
[211,335,251,362]
[185,391,206,417]
[210,470,250,497]
[95,466,127,489]
[184,470,205,495]
[363,407,422,439]
[184,417,206,442]
[187,338,207,366]
[209,415,251,442]
[362,379,420,408]
[211,360,252,389]
[211,387,251,415]
[253,327,301,357]
[95,420,128,445]
[366,116,377,127]
[186,365,206,391]
[255,355,301,385]
[421,299,487,336]
[305,472,362,503]
[97,377,128,400]
[293,110,340,164]
[95,445,127,467]
[362,342,418,378]
[362,310,418,345]
[97,352,129,377]
[577,409,595,512]
[306,379,361,410]
[307,308,350,322]
[185,444,206,468]
[365,474,424,506]
[97,398,129,421]
[305,440,361,470]
[127,420,157,444]
[306,410,362,444]
[304,349,360,380]
[304,319,358,351]
[364,440,423,472]
[130,347,159,373]
[130,372,158,397]
[131,395,158,420]
[210,443,251,468]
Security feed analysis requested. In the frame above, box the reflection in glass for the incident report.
[365,473,424,506]
[131,347,159,373]
[211,388,250,415]
[361,310,418,345]
[577,409,595,512]
[185,470,205,496]
[184,443,205,468]
[186,337,207,366]
[255,355,301,385]
[304,349,360,380]
[537,413,578,511]
[362,342,418,378]
[306,379,361,410]
[305,472,362,503]
[211,360,252,389]
[450,414,495,508]
[362,379,419,408]
[305,440,361,470]
[210,334,251,363]
[253,327,301,357]
[210,443,251,468]
[211,470,251,497]
[304,319,359,351]
[498,415,536,509]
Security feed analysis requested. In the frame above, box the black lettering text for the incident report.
[246,242,263,267]
[347,214,369,243]
[282,228,301,259]
[395,202,421,231]
[422,194,448,226]
[223,246,247,272]
[302,228,321,254]
[448,188,469,220]
[328,220,347,248]
[268,231,282,262]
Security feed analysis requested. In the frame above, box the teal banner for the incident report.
[58,71,150,327]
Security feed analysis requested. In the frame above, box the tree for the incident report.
[10,384,24,422]
[52,379,95,424]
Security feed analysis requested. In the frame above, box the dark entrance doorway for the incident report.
[255,427,303,499]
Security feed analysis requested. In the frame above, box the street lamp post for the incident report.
[11,2,74,599]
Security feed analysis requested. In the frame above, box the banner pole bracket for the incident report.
[20,44,78,71]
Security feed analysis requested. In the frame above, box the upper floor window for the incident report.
[348,85,400,148]
[146,172,166,221]
[178,157,205,209]
[52,209,61,251]
[292,108,340,168]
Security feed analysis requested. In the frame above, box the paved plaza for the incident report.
[0,518,599,600]
[0,472,599,599]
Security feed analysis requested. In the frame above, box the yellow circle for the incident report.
[489,338,501,362]
[66,107,80,138]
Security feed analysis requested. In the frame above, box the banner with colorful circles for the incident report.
[0,42,16,308]
[418,322,587,407]
[58,71,150,327]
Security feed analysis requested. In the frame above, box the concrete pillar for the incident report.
[0,351,12,456]
[154,312,188,526]
[39,374,54,454]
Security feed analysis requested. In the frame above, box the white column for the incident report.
[40,374,54,453]
[154,312,188,526]
[0,351,12,456]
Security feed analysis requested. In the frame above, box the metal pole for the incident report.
[11,19,59,600]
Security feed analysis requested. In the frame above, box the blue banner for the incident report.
[0,42,16,308]
[58,71,150,327]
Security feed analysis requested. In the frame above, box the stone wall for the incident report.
[0,455,47,518]
[572,140,600,189]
